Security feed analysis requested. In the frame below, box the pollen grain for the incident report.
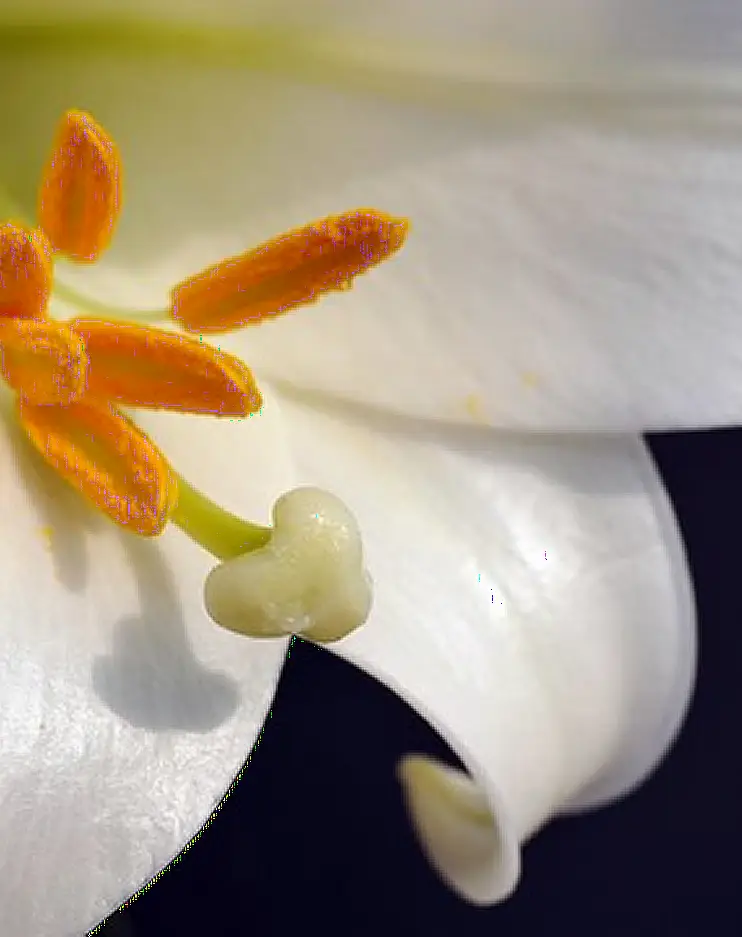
[70,318,263,415]
[0,318,89,406]
[0,223,53,320]
[38,109,122,263]
[18,398,178,537]
[170,209,410,334]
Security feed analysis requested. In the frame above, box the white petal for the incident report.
[0,1,289,26]
[234,123,742,433]
[6,1,742,75]
[396,755,504,899]
[3,24,742,431]
[0,388,294,935]
[274,390,696,903]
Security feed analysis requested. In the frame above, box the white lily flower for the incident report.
[2,0,733,931]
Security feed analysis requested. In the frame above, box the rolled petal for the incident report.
[0,317,88,405]
[18,398,177,536]
[38,109,122,263]
[275,391,696,903]
[0,223,52,321]
[397,756,502,901]
[69,318,262,415]
[0,382,293,935]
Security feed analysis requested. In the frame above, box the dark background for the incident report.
[99,430,742,937]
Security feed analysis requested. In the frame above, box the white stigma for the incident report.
[204,486,372,643]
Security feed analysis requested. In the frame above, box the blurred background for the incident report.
[98,428,741,936]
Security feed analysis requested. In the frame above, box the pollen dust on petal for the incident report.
[463,393,488,424]
[38,525,54,551]
[521,371,541,389]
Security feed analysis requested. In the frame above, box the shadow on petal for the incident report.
[267,379,652,499]
[1,401,101,594]
[92,532,240,733]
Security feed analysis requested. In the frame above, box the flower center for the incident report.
[0,107,408,642]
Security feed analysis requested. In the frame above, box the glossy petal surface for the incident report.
[275,390,695,901]
[0,386,293,935]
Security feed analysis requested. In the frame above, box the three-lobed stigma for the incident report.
[204,487,373,644]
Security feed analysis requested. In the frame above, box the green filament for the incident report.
[0,186,169,323]
[52,278,168,323]
[171,473,271,562]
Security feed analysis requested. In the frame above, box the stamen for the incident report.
[0,223,53,320]
[0,318,88,405]
[170,209,410,334]
[69,318,263,415]
[18,398,177,536]
[38,109,122,263]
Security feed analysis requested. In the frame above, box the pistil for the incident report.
[171,473,272,561]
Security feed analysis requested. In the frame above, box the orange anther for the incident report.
[70,319,263,415]
[18,398,178,537]
[0,318,88,405]
[0,224,53,320]
[170,209,410,334]
[38,109,122,263]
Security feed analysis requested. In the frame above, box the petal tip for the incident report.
[397,755,514,906]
